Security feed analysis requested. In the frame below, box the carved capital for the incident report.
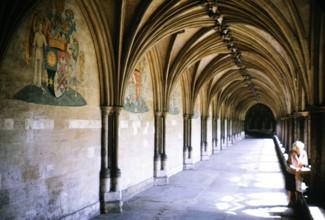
[183,114,193,119]
[101,105,123,115]
[155,111,168,117]
[108,106,123,115]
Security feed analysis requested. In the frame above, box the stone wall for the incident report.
[166,113,184,176]
[192,117,202,163]
[0,0,101,219]
[119,110,155,193]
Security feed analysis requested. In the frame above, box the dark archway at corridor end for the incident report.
[244,104,276,138]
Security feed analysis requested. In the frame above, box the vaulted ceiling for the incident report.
[1,0,324,120]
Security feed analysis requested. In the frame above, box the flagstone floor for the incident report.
[93,137,302,220]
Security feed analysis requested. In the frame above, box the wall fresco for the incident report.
[168,84,181,115]
[14,0,86,106]
[124,57,149,113]
[193,98,200,119]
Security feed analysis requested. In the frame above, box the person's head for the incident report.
[292,141,304,154]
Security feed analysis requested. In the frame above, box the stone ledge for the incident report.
[122,178,154,201]
[154,176,168,185]
[61,202,100,220]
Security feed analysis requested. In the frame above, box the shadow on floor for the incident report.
[93,138,304,220]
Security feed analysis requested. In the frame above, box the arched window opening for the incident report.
[245,104,275,137]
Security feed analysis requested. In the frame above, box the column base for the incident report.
[201,152,209,160]
[102,191,123,213]
[212,146,220,154]
[183,162,194,170]
[155,175,169,185]
[154,169,168,185]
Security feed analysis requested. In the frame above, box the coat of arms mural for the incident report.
[15,0,86,106]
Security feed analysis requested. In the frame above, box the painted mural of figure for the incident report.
[123,59,149,113]
[169,90,180,115]
[33,22,47,92]
[132,67,142,102]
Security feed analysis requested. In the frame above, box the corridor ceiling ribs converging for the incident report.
[0,0,313,120]
[118,0,310,120]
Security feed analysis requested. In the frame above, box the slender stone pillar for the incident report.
[230,119,235,144]
[154,111,168,185]
[279,119,283,143]
[280,119,284,145]
[100,107,110,202]
[288,117,292,148]
[101,106,123,213]
[308,107,325,204]
[295,112,309,143]
[305,116,311,158]
[284,118,289,152]
[292,115,298,142]
[226,119,230,147]
[228,119,232,145]
[201,116,209,160]
[212,117,219,154]
[220,118,225,150]
[183,114,194,170]
[224,118,228,149]
[154,111,160,178]
[161,112,167,171]
[226,118,229,147]
[233,120,237,141]
[284,118,288,148]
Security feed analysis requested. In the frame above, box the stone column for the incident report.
[289,117,293,149]
[230,119,235,144]
[201,116,209,160]
[183,114,194,170]
[276,119,280,140]
[234,120,238,141]
[308,107,325,204]
[282,118,286,150]
[295,112,309,143]
[212,117,219,154]
[279,119,283,143]
[293,115,298,142]
[154,111,168,185]
[305,116,311,158]
[281,119,285,141]
[154,112,160,176]
[101,106,123,213]
[225,118,229,149]
[100,107,110,201]
[285,117,290,152]
[280,119,283,145]
[220,118,225,150]
[225,118,228,147]
[284,118,288,150]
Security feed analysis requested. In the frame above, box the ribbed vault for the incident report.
[121,0,314,121]
[0,0,319,120]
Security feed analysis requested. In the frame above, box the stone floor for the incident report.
[92,137,301,220]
